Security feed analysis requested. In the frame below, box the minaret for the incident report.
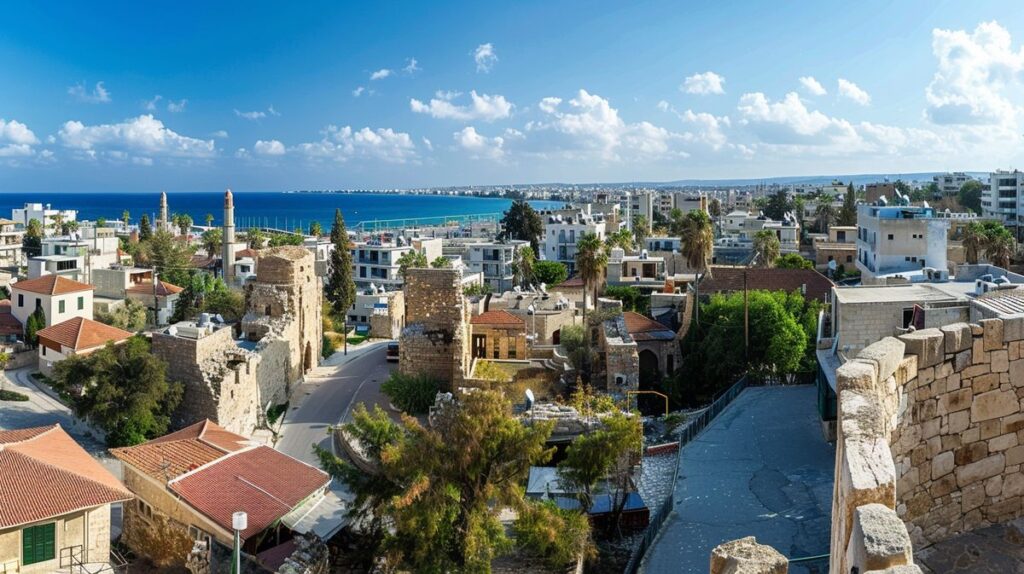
[159,191,169,231]
[223,189,236,283]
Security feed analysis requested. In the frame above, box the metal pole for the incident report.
[744,268,749,361]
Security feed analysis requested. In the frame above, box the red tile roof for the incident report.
[558,276,585,289]
[236,248,259,259]
[110,420,249,482]
[623,311,676,342]
[0,425,132,528]
[471,309,525,327]
[11,274,94,295]
[0,300,22,336]
[37,316,133,352]
[125,280,184,297]
[699,266,835,304]
[168,446,330,540]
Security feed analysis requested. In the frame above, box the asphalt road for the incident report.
[275,340,397,466]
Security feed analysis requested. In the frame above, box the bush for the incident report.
[602,285,650,315]
[381,372,441,414]
[0,389,29,401]
[473,360,512,383]
[534,260,568,286]
[267,402,289,425]
[322,334,337,358]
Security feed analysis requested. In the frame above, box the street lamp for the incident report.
[526,304,537,351]
[232,511,247,574]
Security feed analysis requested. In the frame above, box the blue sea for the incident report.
[0,192,564,230]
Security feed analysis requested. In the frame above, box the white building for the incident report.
[855,202,953,284]
[36,316,133,376]
[465,239,528,292]
[982,170,1024,230]
[933,172,971,196]
[11,203,77,237]
[350,237,442,290]
[542,210,606,274]
[10,275,95,329]
[617,191,654,229]
[0,218,23,267]
[28,227,121,282]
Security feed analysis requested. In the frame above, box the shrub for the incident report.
[473,360,512,383]
[322,334,337,358]
[267,402,289,425]
[381,372,441,414]
[0,389,29,401]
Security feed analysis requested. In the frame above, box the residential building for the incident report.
[111,420,331,569]
[854,201,957,284]
[698,266,835,305]
[11,203,77,237]
[0,300,24,344]
[36,316,133,376]
[484,290,575,345]
[0,218,23,267]
[606,248,665,287]
[812,225,857,272]
[542,210,606,274]
[865,182,896,204]
[645,237,681,253]
[350,237,442,290]
[125,280,184,325]
[347,287,405,338]
[464,239,528,292]
[933,172,971,195]
[623,311,680,384]
[0,424,132,574]
[982,169,1024,231]
[10,275,94,329]
[470,309,527,360]
[28,227,121,282]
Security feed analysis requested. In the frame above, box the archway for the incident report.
[637,349,662,415]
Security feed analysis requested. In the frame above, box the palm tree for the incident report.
[752,230,781,267]
[204,213,214,227]
[512,246,536,289]
[575,233,608,327]
[632,215,649,251]
[985,228,1016,269]
[49,213,64,234]
[680,210,714,278]
[310,221,323,237]
[962,222,985,264]
[122,210,131,230]
[815,202,837,233]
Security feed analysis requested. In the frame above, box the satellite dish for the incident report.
[828,260,837,271]
[214,314,224,323]
[524,389,535,410]
[167,326,178,336]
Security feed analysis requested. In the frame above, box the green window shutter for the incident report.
[59,300,65,313]
[22,522,55,565]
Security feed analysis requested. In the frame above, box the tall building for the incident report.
[542,210,606,274]
[11,203,77,237]
[982,170,1023,232]
[854,201,954,284]
[933,172,971,195]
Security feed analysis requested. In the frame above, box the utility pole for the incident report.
[232,512,247,574]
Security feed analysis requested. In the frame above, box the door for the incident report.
[472,335,487,358]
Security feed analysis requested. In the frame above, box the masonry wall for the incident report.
[837,299,969,356]
[399,268,471,386]
[0,506,111,574]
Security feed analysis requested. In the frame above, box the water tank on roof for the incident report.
[198,313,211,326]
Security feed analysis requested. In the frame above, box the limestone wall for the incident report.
[399,269,471,386]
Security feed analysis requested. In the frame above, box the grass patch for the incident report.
[346,335,368,345]
[267,402,289,426]
[0,389,29,401]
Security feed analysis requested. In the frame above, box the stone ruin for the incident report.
[711,316,1024,573]
[399,268,472,387]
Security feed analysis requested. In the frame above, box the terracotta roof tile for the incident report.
[11,274,94,295]
[0,300,22,336]
[37,317,133,352]
[622,311,676,342]
[110,420,250,482]
[0,425,132,528]
[471,309,525,327]
[168,446,330,540]
[699,266,835,304]
[125,280,184,297]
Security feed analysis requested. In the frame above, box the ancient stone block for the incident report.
[972,389,1018,423]
[1004,316,1024,343]
[857,337,907,388]
[942,322,973,353]
[990,432,1019,452]
[937,388,972,415]
[899,329,944,369]
[709,536,788,574]
[954,441,988,466]
[992,350,1010,373]
[955,453,1006,488]
[846,504,914,572]
[931,450,954,480]
[983,318,1005,351]
[973,372,1001,393]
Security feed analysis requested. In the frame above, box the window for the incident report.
[137,499,153,521]
[188,525,212,550]
[17,294,22,307]
[77,296,84,311]
[41,346,46,356]
[35,298,41,309]
[22,522,55,565]
[902,308,914,329]
[887,234,894,240]
[846,255,853,263]
[58,300,65,314]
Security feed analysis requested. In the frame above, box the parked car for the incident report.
[386,341,400,362]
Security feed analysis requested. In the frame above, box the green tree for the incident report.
[962,221,986,264]
[396,250,428,279]
[174,213,193,235]
[499,199,545,253]
[514,500,593,569]
[534,260,568,286]
[139,214,152,241]
[52,336,182,447]
[95,298,148,331]
[310,220,323,237]
[200,228,222,258]
[752,230,781,267]
[245,228,266,249]
[24,307,45,347]
[602,285,649,315]
[202,288,245,322]
[763,189,792,221]
[959,180,984,213]
[680,209,714,277]
[815,201,837,233]
[22,218,42,258]
[96,217,107,227]
[604,228,634,253]
[141,229,195,285]
[268,231,304,247]
[204,213,214,227]
[632,215,649,250]
[380,372,442,414]
[430,256,452,268]
[775,253,814,270]
[48,212,65,235]
[707,198,722,218]
[325,209,357,321]
[984,224,1016,268]
[512,246,536,289]
[837,182,857,226]
[575,233,608,327]
[315,391,557,572]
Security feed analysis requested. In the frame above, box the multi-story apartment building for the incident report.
[865,182,896,204]
[27,227,120,282]
[542,210,606,274]
[933,172,971,196]
[0,218,24,267]
[855,202,954,284]
[11,203,77,237]
[618,190,654,229]
[349,237,441,290]
[982,170,1023,232]
[464,239,528,292]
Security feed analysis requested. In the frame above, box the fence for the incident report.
[622,374,752,574]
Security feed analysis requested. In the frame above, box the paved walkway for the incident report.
[915,519,1024,573]
[641,385,835,574]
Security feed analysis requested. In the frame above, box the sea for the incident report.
[0,192,564,230]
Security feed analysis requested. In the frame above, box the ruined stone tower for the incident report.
[222,189,236,284]
[399,268,471,387]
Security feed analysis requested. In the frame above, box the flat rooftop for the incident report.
[642,386,834,574]
[833,282,976,304]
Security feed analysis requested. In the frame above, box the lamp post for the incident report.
[526,304,537,352]
[232,511,247,574]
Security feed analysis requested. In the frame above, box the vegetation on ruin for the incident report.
[602,285,650,315]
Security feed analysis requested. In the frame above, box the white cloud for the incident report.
[167,99,188,113]
[837,78,871,105]
[474,43,497,73]
[268,105,280,117]
[68,81,111,103]
[132,156,153,166]
[210,130,229,138]
[539,97,562,114]
[254,139,286,156]
[0,118,40,146]
[144,95,163,111]
[679,109,730,150]
[370,68,392,81]
[410,90,513,121]
[235,106,278,120]
[926,21,1024,125]
[738,92,857,144]
[295,125,417,164]
[352,86,365,97]
[455,127,505,159]
[403,58,420,74]
[682,71,725,95]
[57,114,215,160]
[799,76,827,96]
[422,137,433,151]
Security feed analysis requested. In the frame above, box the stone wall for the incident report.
[399,268,471,386]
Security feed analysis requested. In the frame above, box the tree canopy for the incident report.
[534,260,568,286]
[396,250,429,279]
[499,199,545,253]
[775,253,814,270]
[959,180,984,214]
[752,230,780,267]
[325,209,356,319]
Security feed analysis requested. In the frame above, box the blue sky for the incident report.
[2,0,1024,191]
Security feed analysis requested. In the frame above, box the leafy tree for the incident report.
[512,246,536,289]
[463,283,495,297]
[763,190,791,221]
[815,201,837,233]
[200,228,222,257]
[24,307,45,347]
[245,228,266,249]
[381,372,442,414]
[602,285,649,315]
[959,180,984,213]
[514,500,593,569]
[204,213,214,227]
[95,298,148,331]
[962,221,986,264]
[499,199,545,253]
[604,228,634,252]
[632,215,649,250]
[775,253,814,270]
[322,334,337,358]
[170,272,221,323]
[202,288,245,322]
[837,182,857,226]
[575,232,608,327]
[121,210,131,230]
[64,220,79,235]
[141,229,195,286]
[752,230,780,267]
[174,213,193,235]
[315,391,557,572]
[707,198,722,218]
[22,218,42,258]
[139,214,152,241]
[559,324,590,371]
[268,231,303,247]
[430,256,452,269]
[96,217,107,227]
[680,209,714,277]
[534,260,567,286]
[396,250,428,279]
[52,336,182,447]
[309,220,323,237]
[48,212,65,235]
[924,181,941,198]
[984,224,1016,268]
[894,179,911,196]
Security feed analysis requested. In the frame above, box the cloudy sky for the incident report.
[2,1,1024,191]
